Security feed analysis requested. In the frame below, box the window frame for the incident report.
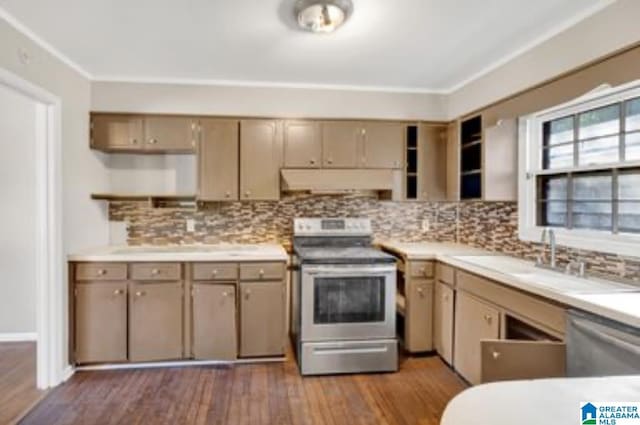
[519,80,640,257]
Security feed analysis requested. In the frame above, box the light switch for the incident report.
[186,218,196,232]
[421,219,430,232]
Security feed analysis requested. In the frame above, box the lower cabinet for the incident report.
[453,291,500,385]
[75,282,128,364]
[239,280,286,357]
[405,279,434,352]
[192,283,237,360]
[434,281,454,365]
[129,282,184,362]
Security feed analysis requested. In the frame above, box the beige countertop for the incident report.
[441,375,640,425]
[378,241,640,328]
[68,244,289,262]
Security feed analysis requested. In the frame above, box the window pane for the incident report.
[543,143,573,169]
[619,171,640,200]
[578,136,620,166]
[572,201,612,230]
[578,104,620,139]
[538,175,567,200]
[573,174,612,200]
[538,201,567,227]
[626,98,640,132]
[618,202,640,233]
[626,132,640,161]
[543,116,574,146]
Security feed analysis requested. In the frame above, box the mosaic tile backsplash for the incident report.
[109,194,640,282]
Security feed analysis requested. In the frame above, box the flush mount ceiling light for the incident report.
[295,0,353,33]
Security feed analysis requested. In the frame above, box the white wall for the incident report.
[0,16,109,362]
[0,84,37,333]
[108,154,196,195]
[447,0,640,118]
[91,81,448,121]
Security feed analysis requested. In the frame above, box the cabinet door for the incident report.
[446,121,460,201]
[198,119,239,201]
[481,339,566,383]
[129,282,184,362]
[240,120,283,200]
[91,114,144,151]
[483,118,517,201]
[321,121,361,168]
[405,279,434,353]
[453,291,500,385]
[192,283,237,360]
[434,281,454,364]
[239,281,285,357]
[75,283,128,364]
[144,116,196,152]
[283,121,321,168]
[362,122,404,168]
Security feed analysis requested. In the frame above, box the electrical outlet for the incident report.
[421,219,430,232]
[186,219,196,232]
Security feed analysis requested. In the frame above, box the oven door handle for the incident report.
[303,265,396,276]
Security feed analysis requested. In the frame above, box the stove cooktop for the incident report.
[294,246,396,264]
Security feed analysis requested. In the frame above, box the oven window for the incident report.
[314,277,385,324]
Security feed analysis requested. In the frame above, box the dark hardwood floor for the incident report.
[0,342,46,425]
[20,350,467,425]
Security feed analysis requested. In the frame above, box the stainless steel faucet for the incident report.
[548,228,556,269]
[536,227,557,269]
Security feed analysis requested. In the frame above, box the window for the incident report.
[519,81,640,256]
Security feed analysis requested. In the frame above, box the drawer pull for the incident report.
[97,269,107,276]
[113,289,124,295]
[148,138,158,145]
[484,314,493,324]
[222,291,231,297]
[135,291,146,297]
[245,289,251,300]
[417,287,425,297]
[211,269,218,276]
[259,269,265,277]
[491,350,501,360]
[151,268,160,276]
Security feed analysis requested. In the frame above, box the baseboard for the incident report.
[61,365,75,382]
[76,356,286,371]
[0,332,37,342]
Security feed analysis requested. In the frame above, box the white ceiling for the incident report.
[0,0,611,92]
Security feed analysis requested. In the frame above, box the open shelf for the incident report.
[91,193,197,208]
[460,115,483,200]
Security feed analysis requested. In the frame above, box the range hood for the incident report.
[281,169,401,193]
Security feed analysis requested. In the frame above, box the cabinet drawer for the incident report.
[130,263,181,281]
[436,263,455,286]
[480,339,566,383]
[239,263,285,281]
[75,263,127,281]
[409,261,434,278]
[192,263,238,281]
[457,270,566,334]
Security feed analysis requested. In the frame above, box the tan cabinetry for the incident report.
[239,280,286,357]
[192,283,237,360]
[321,121,361,168]
[283,121,321,168]
[144,116,197,152]
[90,114,144,151]
[453,291,500,385]
[75,282,128,364]
[240,120,283,200]
[129,282,184,362]
[197,119,239,201]
[361,122,404,169]
[90,113,196,153]
[405,279,434,352]
[434,280,454,365]
[418,124,448,200]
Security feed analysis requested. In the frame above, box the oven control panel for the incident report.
[294,218,372,236]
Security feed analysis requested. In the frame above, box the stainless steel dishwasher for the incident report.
[566,309,640,376]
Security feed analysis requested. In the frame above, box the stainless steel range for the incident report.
[291,218,398,376]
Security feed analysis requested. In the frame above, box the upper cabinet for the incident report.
[283,121,321,168]
[90,113,196,153]
[483,118,517,201]
[197,119,239,201]
[240,120,283,201]
[321,121,361,168]
[419,124,448,201]
[91,114,144,151]
[361,122,404,169]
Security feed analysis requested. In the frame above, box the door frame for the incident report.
[0,67,65,389]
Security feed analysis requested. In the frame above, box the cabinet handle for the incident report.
[130,139,138,145]
[135,291,146,297]
[484,314,493,324]
[327,158,333,165]
[259,269,265,277]
[491,350,501,360]
[244,289,251,300]
[222,291,231,297]
[97,269,107,276]
[151,268,160,276]
[244,190,251,197]
[211,269,218,276]
[148,138,158,145]
[310,158,316,165]
[113,289,124,295]
[417,287,424,297]
[443,294,449,301]
[225,191,231,198]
